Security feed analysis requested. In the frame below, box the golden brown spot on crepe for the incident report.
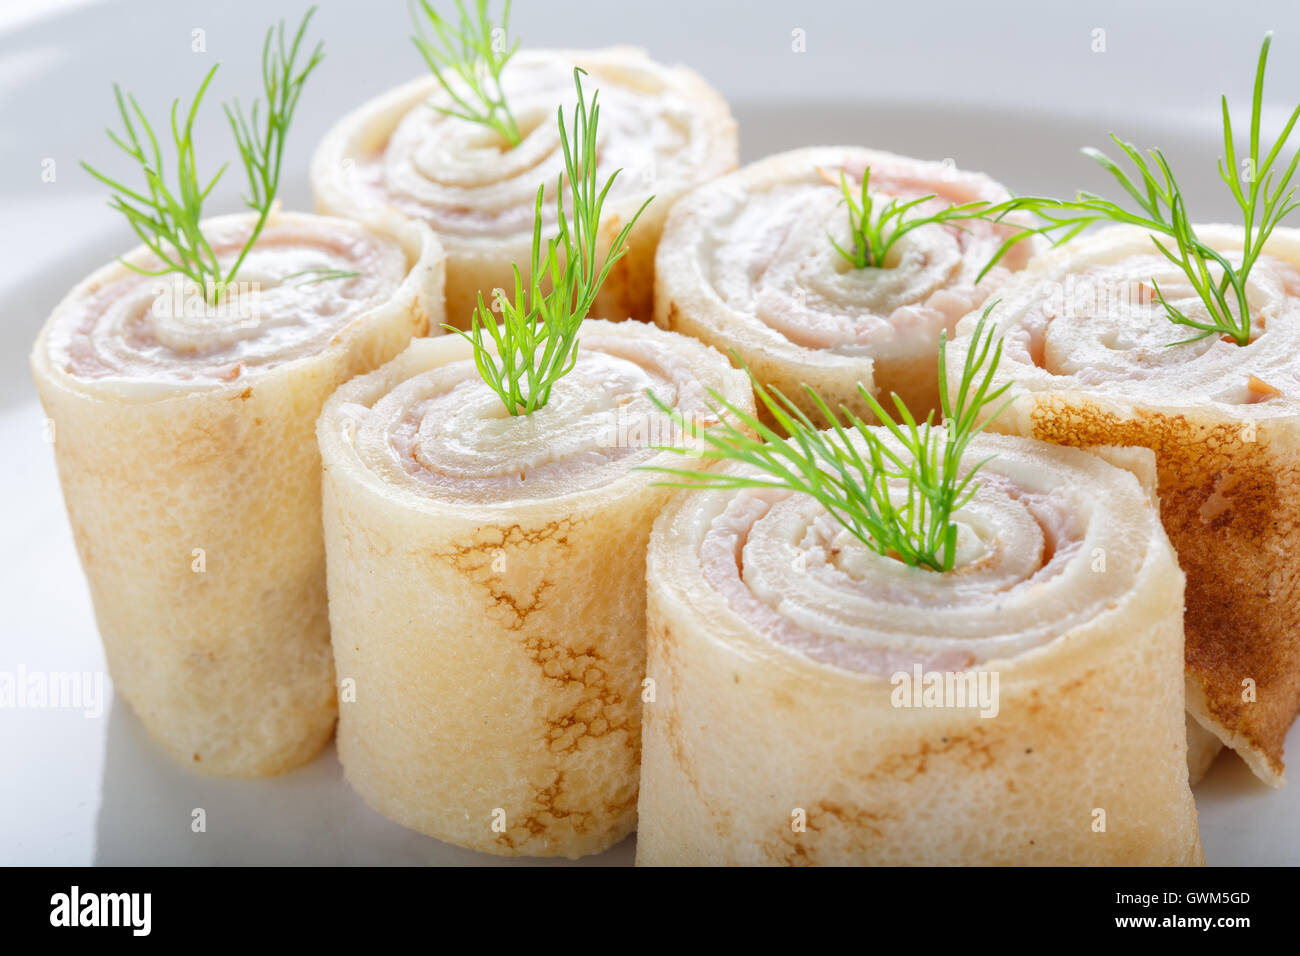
[492,771,585,850]
[522,635,630,754]
[868,727,997,783]
[773,801,894,866]
[780,841,815,867]
[662,301,682,332]
[422,514,637,853]
[814,801,888,838]
[234,386,253,401]
[1025,397,1300,777]
[429,520,579,629]
[434,519,579,565]
[1055,671,1096,696]
[493,770,638,851]
[487,580,551,631]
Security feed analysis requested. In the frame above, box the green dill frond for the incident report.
[81,65,228,295]
[447,67,651,415]
[281,267,361,286]
[412,0,521,145]
[829,167,1023,271]
[222,6,325,288]
[647,305,1011,573]
[82,7,324,303]
[990,33,1300,346]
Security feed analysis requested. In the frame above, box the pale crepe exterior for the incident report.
[317,323,753,858]
[637,439,1202,866]
[948,224,1300,786]
[311,48,738,329]
[1187,714,1223,786]
[30,212,445,778]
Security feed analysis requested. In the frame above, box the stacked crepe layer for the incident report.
[31,210,445,776]
[654,146,1037,424]
[317,320,753,857]
[637,434,1202,865]
[312,47,738,328]
[948,224,1300,785]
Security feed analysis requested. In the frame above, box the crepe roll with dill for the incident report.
[636,312,1202,866]
[318,70,751,858]
[30,11,445,777]
[311,0,736,328]
[952,34,1300,786]
[654,146,1040,427]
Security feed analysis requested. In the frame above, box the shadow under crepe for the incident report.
[94,695,635,866]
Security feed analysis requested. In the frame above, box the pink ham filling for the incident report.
[706,155,1034,359]
[367,339,717,500]
[698,474,1084,676]
[1008,252,1300,400]
[56,219,404,384]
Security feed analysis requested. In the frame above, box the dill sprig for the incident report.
[988,33,1300,346]
[829,168,1022,270]
[81,66,228,295]
[81,8,323,303]
[223,7,325,285]
[412,0,521,146]
[282,267,361,286]
[448,68,651,415]
[648,306,1011,573]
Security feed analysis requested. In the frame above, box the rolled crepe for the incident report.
[949,224,1300,786]
[637,435,1202,865]
[311,46,737,328]
[654,147,1038,425]
[317,319,752,858]
[31,210,444,777]
[1187,715,1223,786]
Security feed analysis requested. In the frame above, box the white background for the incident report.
[2,0,1298,864]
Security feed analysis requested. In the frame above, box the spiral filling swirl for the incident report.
[996,225,1300,407]
[695,149,1035,363]
[354,50,707,243]
[48,214,408,387]
[343,329,721,503]
[691,436,1152,675]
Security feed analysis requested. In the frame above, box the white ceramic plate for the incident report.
[3,0,1299,865]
